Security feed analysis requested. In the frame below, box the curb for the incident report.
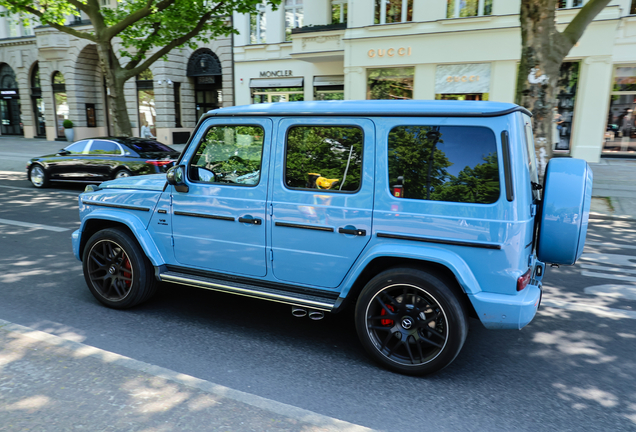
[0,319,375,432]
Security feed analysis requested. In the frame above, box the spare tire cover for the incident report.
[537,158,593,265]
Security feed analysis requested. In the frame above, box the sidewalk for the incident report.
[0,320,372,432]
[588,158,636,221]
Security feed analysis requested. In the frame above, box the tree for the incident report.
[1,0,280,137]
[516,0,611,164]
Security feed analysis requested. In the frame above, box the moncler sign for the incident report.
[259,70,294,77]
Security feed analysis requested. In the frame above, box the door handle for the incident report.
[338,227,366,236]
[239,216,262,225]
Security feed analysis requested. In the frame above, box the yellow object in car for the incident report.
[307,173,340,190]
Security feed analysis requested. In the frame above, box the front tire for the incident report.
[82,228,157,309]
[355,268,468,375]
[29,165,49,188]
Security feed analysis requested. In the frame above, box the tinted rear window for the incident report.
[388,125,500,204]
[125,140,173,153]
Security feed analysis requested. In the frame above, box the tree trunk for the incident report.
[517,0,611,175]
[96,42,133,137]
[516,0,570,171]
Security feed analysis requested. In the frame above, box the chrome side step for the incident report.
[158,270,338,311]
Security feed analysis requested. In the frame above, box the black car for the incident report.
[27,137,181,188]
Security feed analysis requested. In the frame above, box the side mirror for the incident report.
[58,149,70,156]
[166,165,188,193]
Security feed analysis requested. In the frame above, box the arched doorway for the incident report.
[75,44,110,136]
[31,63,46,137]
[187,48,222,121]
[52,71,68,139]
[0,64,22,135]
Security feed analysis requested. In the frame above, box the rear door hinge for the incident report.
[269,203,274,217]
[170,236,174,247]
[531,204,537,217]
[269,250,274,261]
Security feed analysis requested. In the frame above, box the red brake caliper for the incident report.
[380,304,395,326]
[122,257,132,287]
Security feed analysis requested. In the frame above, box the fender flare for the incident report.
[77,210,164,266]
[339,243,483,298]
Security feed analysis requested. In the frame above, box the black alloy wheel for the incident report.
[83,228,157,309]
[355,268,468,375]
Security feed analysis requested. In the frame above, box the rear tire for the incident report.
[355,267,468,375]
[114,168,132,179]
[82,228,157,309]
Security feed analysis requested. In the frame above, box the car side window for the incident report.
[64,140,89,154]
[89,140,122,155]
[523,118,541,201]
[388,125,500,204]
[285,126,363,192]
[188,125,264,185]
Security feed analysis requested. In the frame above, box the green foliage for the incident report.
[388,126,452,200]
[388,126,500,204]
[285,126,363,192]
[0,0,282,68]
[430,153,500,204]
[0,0,76,28]
[63,119,73,128]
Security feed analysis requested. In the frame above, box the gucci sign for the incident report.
[368,47,412,58]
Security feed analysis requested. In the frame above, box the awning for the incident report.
[250,77,304,88]
[313,76,344,87]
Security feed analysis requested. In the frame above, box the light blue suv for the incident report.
[72,100,592,375]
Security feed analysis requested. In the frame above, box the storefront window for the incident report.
[435,63,491,101]
[631,0,636,15]
[557,0,585,8]
[285,0,303,41]
[52,71,68,138]
[136,69,156,139]
[375,0,413,24]
[332,0,348,24]
[446,0,493,18]
[367,67,414,100]
[436,94,489,101]
[315,87,345,100]
[250,1,267,44]
[553,62,580,151]
[603,66,636,155]
[252,87,304,103]
[314,76,344,101]
[0,64,22,136]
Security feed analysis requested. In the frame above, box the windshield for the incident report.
[124,139,174,153]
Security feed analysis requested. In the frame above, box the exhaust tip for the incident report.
[308,311,325,321]
[292,307,307,318]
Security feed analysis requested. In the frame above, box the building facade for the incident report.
[1,1,635,161]
[0,9,234,145]
[232,0,636,162]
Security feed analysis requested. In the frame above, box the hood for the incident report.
[99,174,167,191]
